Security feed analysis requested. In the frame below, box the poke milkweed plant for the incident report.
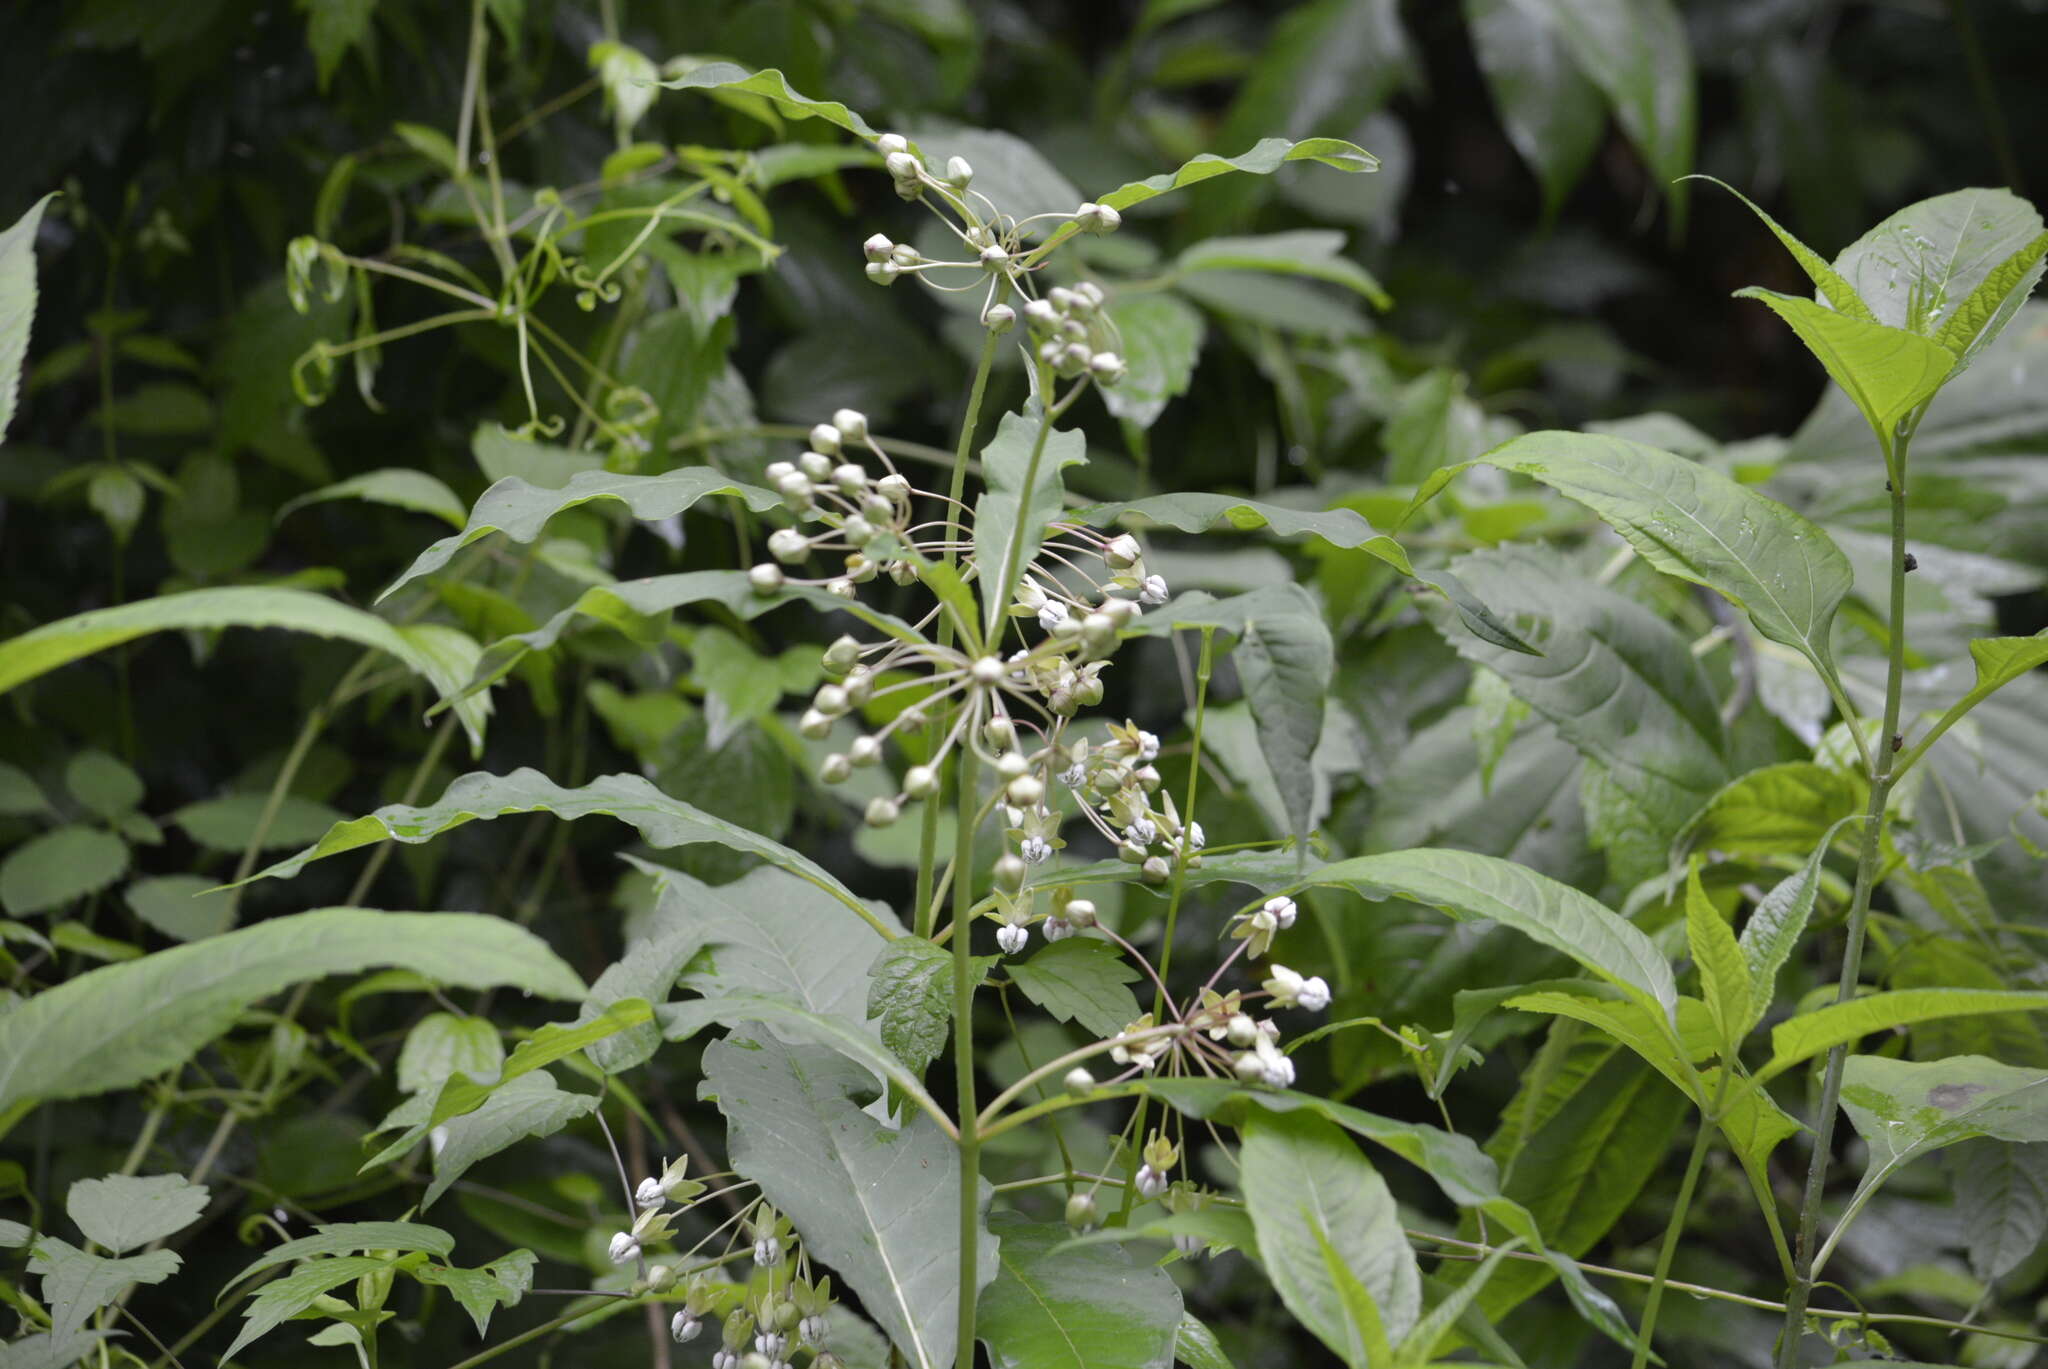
[5,42,2048,1369]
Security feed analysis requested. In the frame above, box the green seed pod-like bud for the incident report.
[1007,775,1044,806]
[818,753,851,784]
[823,635,861,675]
[865,796,901,828]
[1066,1192,1099,1231]
[749,563,785,594]
[993,853,1027,892]
[848,736,882,768]
[904,765,938,799]
[1064,1067,1095,1096]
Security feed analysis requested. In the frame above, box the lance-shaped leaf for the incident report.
[381,468,779,599]
[1480,431,1856,686]
[1678,763,1865,862]
[278,468,468,528]
[0,588,493,750]
[1691,175,1875,320]
[974,409,1087,636]
[1832,188,2047,361]
[1684,866,1753,1047]
[224,1253,403,1360]
[703,1030,993,1369]
[1740,821,1851,1005]
[425,1070,600,1208]
[1734,287,1955,449]
[223,1222,456,1291]
[975,1215,1182,1369]
[242,769,889,938]
[1,193,55,442]
[658,62,880,139]
[0,909,582,1119]
[1175,231,1390,311]
[1761,990,2048,1082]
[1463,0,1603,219]
[1296,847,1679,1021]
[1902,629,2048,767]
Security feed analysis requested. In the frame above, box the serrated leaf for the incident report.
[279,468,468,529]
[242,769,885,937]
[414,1250,535,1337]
[27,1237,181,1343]
[225,1221,455,1290]
[1739,825,1841,1006]
[224,1253,397,1360]
[65,1174,207,1254]
[1692,175,1875,321]
[1240,1107,1420,1353]
[1679,762,1865,862]
[1936,230,2048,366]
[1006,939,1143,1040]
[380,468,779,600]
[1840,1055,2048,1217]
[1761,990,2048,1082]
[866,937,956,1078]
[0,193,55,443]
[1834,189,2046,347]
[0,908,583,1117]
[0,825,129,916]
[977,1214,1182,1369]
[1684,866,1752,1047]
[1907,629,2048,762]
[703,1030,993,1369]
[425,1071,599,1208]
[974,410,1088,636]
[1949,1139,2048,1283]
[1735,287,1955,448]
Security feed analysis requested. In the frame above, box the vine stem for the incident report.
[950,749,984,1369]
[1776,423,1916,1366]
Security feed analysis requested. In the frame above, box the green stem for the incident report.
[1776,426,1915,1367]
[951,747,984,1369]
[444,1303,617,1369]
[1633,1073,1729,1369]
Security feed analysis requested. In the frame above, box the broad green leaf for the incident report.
[1691,175,1875,320]
[27,1237,181,1343]
[1840,1055,2048,1207]
[1833,189,2046,348]
[1310,1219,1392,1369]
[1684,866,1752,1046]
[425,1070,600,1208]
[278,468,468,528]
[1435,547,1728,856]
[1175,231,1389,311]
[0,908,583,1118]
[1240,1107,1421,1351]
[1948,1139,2048,1283]
[1299,847,1678,1020]
[0,1220,28,1248]
[976,1215,1183,1369]
[1463,0,1603,219]
[1480,431,1855,683]
[1762,990,2048,1082]
[0,825,129,916]
[906,128,1084,226]
[380,468,779,600]
[397,1014,505,1095]
[1069,493,1412,573]
[124,874,237,942]
[224,1253,399,1360]
[299,0,375,87]
[471,422,605,487]
[0,193,55,443]
[1006,939,1143,1040]
[1174,1315,1235,1369]
[1679,762,1865,861]
[243,768,888,938]
[658,62,880,139]
[1099,293,1203,430]
[974,409,1088,635]
[1536,0,1694,228]
[414,1250,535,1337]
[172,793,348,851]
[1394,1240,1516,1367]
[1734,287,1955,448]
[577,930,705,1076]
[1740,823,1846,1005]
[0,1331,119,1369]
[0,587,492,749]
[66,1174,207,1254]
[866,937,957,1079]
[0,760,50,815]
[1504,990,1702,1100]
[1906,629,2048,763]
[224,1221,456,1290]
[703,1030,994,1369]
[421,1000,650,1133]
[1936,230,2048,366]
[1385,369,1490,486]
[64,750,143,819]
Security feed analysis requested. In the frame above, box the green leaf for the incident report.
[866,937,957,1079]
[1691,175,1875,321]
[0,193,55,443]
[576,931,705,1076]
[1504,990,1703,1100]
[1464,0,1603,219]
[1762,990,2048,1082]
[0,1219,29,1248]
[397,1014,505,1095]
[1734,287,1955,448]
[0,825,129,916]
[1480,430,1856,684]
[243,768,889,939]
[425,1071,600,1208]
[419,1000,651,1135]
[1535,0,1695,228]
[414,1250,535,1337]
[1240,1107,1421,1352]
[27,1237,181,1343]
[1833,189,2047,349]
[1098,138,1377,215]
[471,422,605,487]
[1070,493,1413,573]
[1172,1315,1236,1369]
[298,0,377,87]
[1684,866,1753,1047]
[1310,1219,1392,1369]
[172,793,347,852]
[1840,1054,2048,1203]
[225,1253,398,1360]
[976,1215,1183,1369]
[224,1222,456,1290]
[1006,939,1143,1040]
[658,62,881,139]
[0,587,493,750]
[1678,762,1865,861]
[123,875,237,942]
[703,1029,994,1369]
[1739,825,1844,1007]
[1299,847,1678,1019]
[0,908,583,1118]
[1949,1139,2048,1283]
[64,750,143,819]
[1908,629,2048,762]
[1176,231,1389,311]
[380,468,779,600]
[0,760,50,816]
[278,468,469,528]
[1099,293,1204,430]
[65,1174,207,1253]
[974,410,1088,636]
[1936,229,2048,365]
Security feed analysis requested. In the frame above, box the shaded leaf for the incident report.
[0,826,129,916]
[0,194,55,443]
[426,1071,599,1208]
[976,1215,1182,1369]
[27,1238,180,1343]
[1763,990,2048,1082]
[1006,939,1143,1040]
[65,1174,207,1254]
[278,468,468,528]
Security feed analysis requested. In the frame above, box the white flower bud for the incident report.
[1023,298,1059,328]
[1298,976,1331,1013]
[1264,895,1298,929]
[635,1176,665,1207]
[946,155,974,185]
[1037,600,1069,632]
[673,1310,702,1343]
[1076,201,1122,234]
[1082,611,1116,646]
[890,242,921,266]
[831,463,867,495]
[984,302,1016,333]
[884,151,920,180]
[904,765,939,798]
[996,923,1028,954]
[765,459,796,483]
[801,1314,829,1347]
[983,714,1016,748]
[756,1332,789,1358]
[876,133,909,155]
[1020,835,1053,865]
[865,260,901,285]
[970,655,1004,685]
[994,853,1027,892]
[1124,817,1158,847]
[799,450,834,481]
[1226,1014,1260,1047]
[1063,898,1096,926]
[798,709,833,740]
[1065,1066,1095,1095]
[1089,351,1127,384]
[842,514,876,544]
[749,563,785,594]
[1134,730,1161,762]
[865,796,901,827]
[1066,1191,1098,1230]
[848,735,882,767]
[768,528,810,563]
[1264,964,1308,1008]
[754,1236,782,1266]
[809,423,842,456]
[979,244,1009,270]
[877,472,911,500]
[609,1231,641,1264]
[823,635,862,673]
[774,470,812,501]
[1142,855,1171,884]
[1139,574,1168,605]
[1136,1165,1168,1199]
[1184,821,1206,850]
[862,233,894,263]
[1041,915,1073,940]
[996,750,1028,779]
[1103,533,1142,568]
[1008,775,1044,806]
[814,684,849,717]
[818,753,851,784]
[1074,280,1105,307]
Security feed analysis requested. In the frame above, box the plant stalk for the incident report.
[1633,1071,1729,1369]
[1775,426,1915,1366]
[950,748,984,1368]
